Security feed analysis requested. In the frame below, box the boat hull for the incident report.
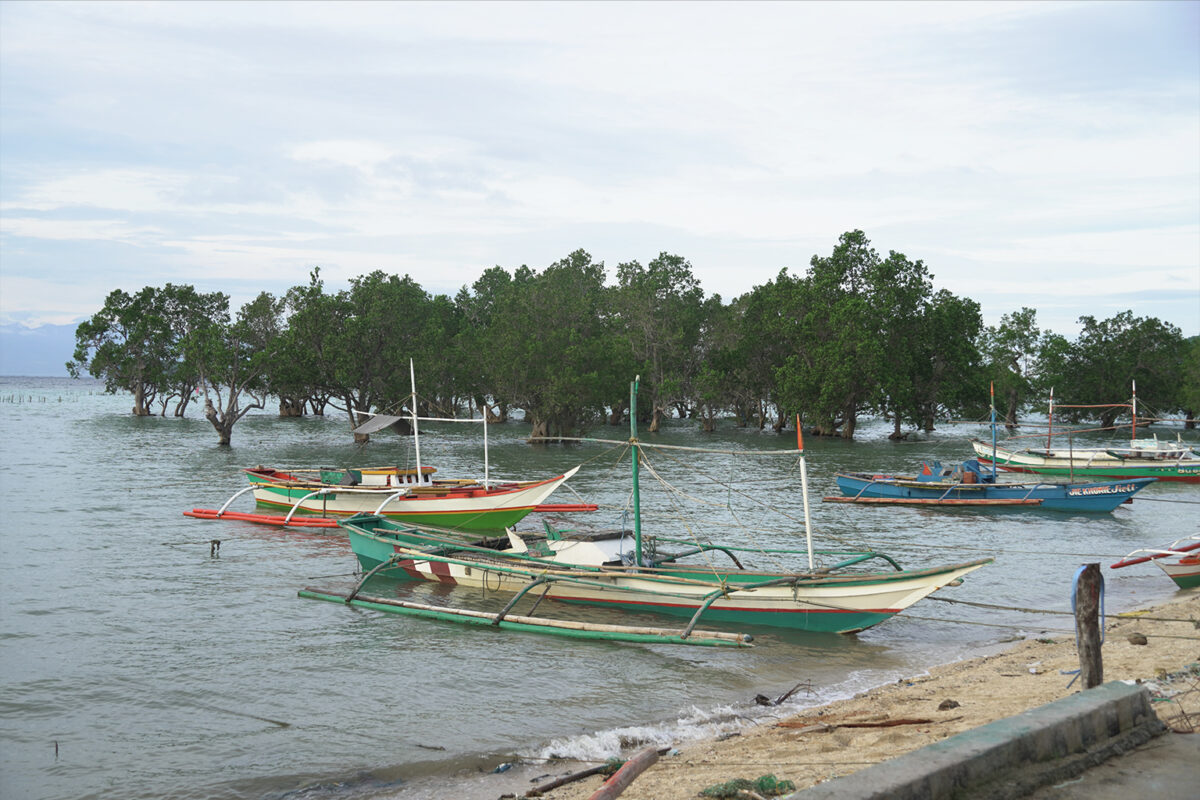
[344,525,990,634]
[971,440,1200,483]
[247,469,575,532]
[1157,559,1200,590]
[833,473,1155,512]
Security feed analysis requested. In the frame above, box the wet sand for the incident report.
[514,590,1200,800]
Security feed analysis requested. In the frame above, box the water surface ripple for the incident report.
[1,377,1195,800]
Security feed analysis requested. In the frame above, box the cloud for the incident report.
[0,1,1195,336]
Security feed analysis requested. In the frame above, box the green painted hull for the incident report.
[344,519,991,635]
[244,467,580,532]
[1170,574,1200,590]
[982,463,1197,481]
[549,595,895,633]
[252,493,534,532]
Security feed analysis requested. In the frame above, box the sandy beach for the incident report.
[515,590,1199,800]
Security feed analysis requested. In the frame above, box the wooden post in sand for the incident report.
[1074,563,1103,688]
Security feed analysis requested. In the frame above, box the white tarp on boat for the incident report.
[351,413,408,435]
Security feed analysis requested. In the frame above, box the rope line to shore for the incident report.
[897,613,1076,632]
[892,613,1200,640]
[1132,496,1200,505]
[930,596,1200,624]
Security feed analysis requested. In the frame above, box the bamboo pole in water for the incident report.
[298,588,753,647]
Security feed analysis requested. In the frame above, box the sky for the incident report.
[1,0,1198,340]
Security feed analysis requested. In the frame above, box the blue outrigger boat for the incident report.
[825,383,1155,512]
[825,459,1154,512]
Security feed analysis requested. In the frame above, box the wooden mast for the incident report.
[1131,379,1138,440]
[630,376,643,566]
[989,382,997,480]
[409,359,422,480]
[797,415,814,570]
[1046,386,1054,449]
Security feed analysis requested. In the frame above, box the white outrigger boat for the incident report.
[190,362,593,532]
[321,378,992,637]
[240,463,584,532]
[971,383,1200,483]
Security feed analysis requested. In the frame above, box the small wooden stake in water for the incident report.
[1074,563,1103,689]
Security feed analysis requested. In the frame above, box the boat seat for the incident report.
[916,461,950,482]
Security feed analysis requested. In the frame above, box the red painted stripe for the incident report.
[532,503,599,512]
[427,559,458,585]
[550,595,898,615]
[389,553,427,581]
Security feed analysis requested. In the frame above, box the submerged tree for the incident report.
[185,292,284,446]
[67,284,228,417]
[980,307,1047,429]
[480,251,617,440]
[775,231,886,438]
[615,253,707,431]
[1045,311,1185,430]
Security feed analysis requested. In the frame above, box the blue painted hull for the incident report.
[833,473,1155,512]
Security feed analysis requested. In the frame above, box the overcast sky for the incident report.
[1,0,1197,337]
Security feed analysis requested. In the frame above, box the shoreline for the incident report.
[446,589,1200,800]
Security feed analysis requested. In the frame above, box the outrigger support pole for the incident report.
[346,554,403,603]
[681,575,820,638]
[372,490,409,515]
[284,489,333,525]
[492,576,553,625]
[681,588,733,640]
[215,485,257,517]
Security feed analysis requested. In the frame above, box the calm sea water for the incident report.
[1,377,1196,800]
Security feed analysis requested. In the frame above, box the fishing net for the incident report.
[699,774,797,798]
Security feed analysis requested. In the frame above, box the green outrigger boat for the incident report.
[316,378,992,639]
[971,383,1200,483]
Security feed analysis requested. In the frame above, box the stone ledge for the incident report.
[788,681,1167,800]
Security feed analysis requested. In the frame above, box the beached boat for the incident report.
[970,383,1200,483]
[826,460,1154,511]
[334,378,992,635]
[1111,535,1200,590]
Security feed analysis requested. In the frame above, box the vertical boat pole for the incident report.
[1131,380,1138,441]
[483,404,490,489]
[1046,386,1054,450]
[797,415,814,571]
[630,376,643,567]
[409,359,422,480]
[989,382,997,481]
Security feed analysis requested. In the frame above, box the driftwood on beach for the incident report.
[585,747,660,800]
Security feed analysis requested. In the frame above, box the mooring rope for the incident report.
[930,595,1200,626]
[1134,496,1200,505]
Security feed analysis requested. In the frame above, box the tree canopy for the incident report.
[70,232,1196,443]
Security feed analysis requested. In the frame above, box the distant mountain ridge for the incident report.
[0,323,77,377]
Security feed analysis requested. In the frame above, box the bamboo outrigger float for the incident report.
[326,378,992,638]
[298,587,754,647]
